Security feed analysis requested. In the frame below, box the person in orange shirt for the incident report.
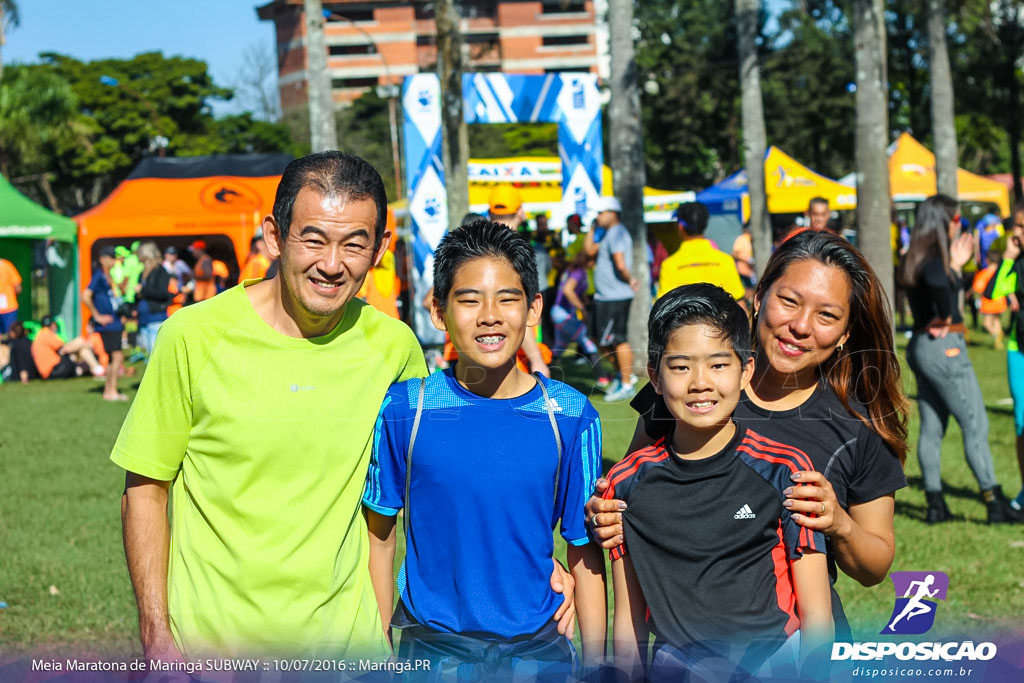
[239,236,272,282]
[189,240,216,302]
[0,257,23,338]
[973,246,1009,349]
[31,316,105,379]
[212,259,230,294]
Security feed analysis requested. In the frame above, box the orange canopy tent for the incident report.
[74,155,290,329]
[889,133,1011,217]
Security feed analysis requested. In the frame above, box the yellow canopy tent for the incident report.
[889,133,1010,217]
[699,147,857,222]
[763,147,858,216]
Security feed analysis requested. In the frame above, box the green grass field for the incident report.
[2,332,1022,657]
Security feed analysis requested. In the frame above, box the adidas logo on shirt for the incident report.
[733,504,756,520]
[546,398,563,412]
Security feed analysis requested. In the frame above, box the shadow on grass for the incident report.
[893,498,974,525]
[905,475,979,502]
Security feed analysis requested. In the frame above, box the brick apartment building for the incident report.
[256,0,608,111]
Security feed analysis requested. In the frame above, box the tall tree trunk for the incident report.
[436,0,469,228]
[304,0,337,152]
[927,0,958,197]
[0,3,6,83]
[1008,65,1023,206]
[608,0,649,367]
[852,0,895,310]
[736,0,770,278]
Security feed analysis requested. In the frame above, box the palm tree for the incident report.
[927,0,958,197]
[736,0,770,277]
[852,0,895,309]
[0,66,80,177]
[608,0,651,360]
[0,0,20,82]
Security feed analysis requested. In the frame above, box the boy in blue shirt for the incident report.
[363,221,606,679]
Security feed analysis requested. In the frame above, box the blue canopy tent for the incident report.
[696,169,748,218]
[695,170,747,250]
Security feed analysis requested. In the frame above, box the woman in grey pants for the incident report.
[899,194,1023,524]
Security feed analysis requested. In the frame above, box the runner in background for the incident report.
[189,240,215,303]
[212,259,230,294]
[0,257,22,338]
[239,235,271,281]
[82,246,127,401]
[731,224,756,303]
[973,245,1008,349]
[990,208,1024,511]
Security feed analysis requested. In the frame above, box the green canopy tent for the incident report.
[0,175,80,333]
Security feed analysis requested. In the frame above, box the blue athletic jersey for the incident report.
[362,367,602,639]
[88,271,123,332]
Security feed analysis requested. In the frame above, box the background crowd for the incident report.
[2,183,1022,515]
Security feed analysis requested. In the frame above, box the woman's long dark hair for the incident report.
[898,194,958,287]
[754,230,909,464]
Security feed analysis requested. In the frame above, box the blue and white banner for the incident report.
[402,72,603,343]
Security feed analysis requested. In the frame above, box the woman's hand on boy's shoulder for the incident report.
[783,471,844,536]
[586,479,626,549]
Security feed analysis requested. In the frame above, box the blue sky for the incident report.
[4,0,274,112]
[5,0,792,114]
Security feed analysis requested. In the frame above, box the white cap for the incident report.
[594,196,622,213]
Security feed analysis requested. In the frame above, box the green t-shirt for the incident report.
[121,254,144,304]
[111,283,426,658]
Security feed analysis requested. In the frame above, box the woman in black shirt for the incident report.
[591,230,909,640]
[898,194,1023,525]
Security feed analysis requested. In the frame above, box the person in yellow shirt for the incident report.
[658,202,746,304]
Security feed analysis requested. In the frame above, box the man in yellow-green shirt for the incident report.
[112,153,426,661]
[658,202,746,303]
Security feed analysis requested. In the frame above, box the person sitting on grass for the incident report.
[363,220,606,680]
[606,283,833,681]
[2,320,38,383]
[30,315,106,381]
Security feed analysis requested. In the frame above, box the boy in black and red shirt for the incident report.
[607,283,832,681]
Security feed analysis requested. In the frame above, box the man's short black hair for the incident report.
[433,220,539,310]
[648,283,752,368]
[808,196,829,210]
[675,202,710,237]
[272,151,388,248]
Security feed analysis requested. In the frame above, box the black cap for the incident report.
[165,245,178,255]
[98,245,116,258]
[40,315,53,327]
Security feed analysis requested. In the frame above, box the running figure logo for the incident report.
[880,571,949,635]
